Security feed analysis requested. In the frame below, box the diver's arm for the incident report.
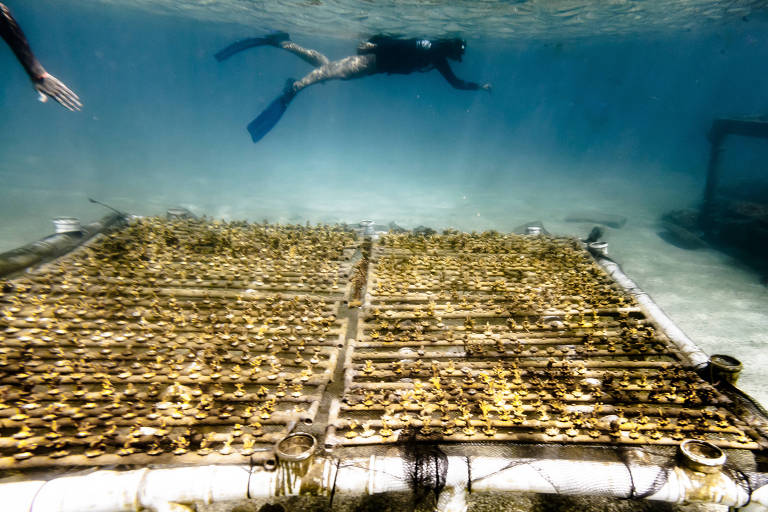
[0,3,82,110]
[0,3,46,79]
[435,59,490,91]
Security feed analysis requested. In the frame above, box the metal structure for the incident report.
[1,216,768,511]
[327,232,762,449]
[703,116,768,228]
[0,218,353,468]
[0,213,125,278]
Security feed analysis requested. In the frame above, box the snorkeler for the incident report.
[215,33,491,143]
[0,3,82,111]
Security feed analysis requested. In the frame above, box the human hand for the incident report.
[34,72,83,111]
[480,83,492,93]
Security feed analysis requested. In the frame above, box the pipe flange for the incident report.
[710,354,743,385]
[359,220,375,237]
[275,432,316,463]
[588,241,609,255]
[679,439,726,473]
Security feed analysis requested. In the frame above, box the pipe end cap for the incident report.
[679,439,726,473]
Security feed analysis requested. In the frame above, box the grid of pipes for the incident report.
[1,218,765,474]
[327,232,761,449]
[0,218,355,468]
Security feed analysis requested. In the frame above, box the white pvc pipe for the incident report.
[7,480,49,512]
[597,258,710,368]
[3,465,276,512]
[3,456,765,512]
[436,457,470,512]
[738,484,768,512]
[333,456,755,509]
[468,457,750,505]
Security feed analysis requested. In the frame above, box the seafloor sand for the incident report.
[1,166,766,406]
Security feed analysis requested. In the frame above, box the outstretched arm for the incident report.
[0,3,81,110]
[435,58,491,92]
[0,3,45,79]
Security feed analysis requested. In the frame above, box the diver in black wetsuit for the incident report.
[215,33,491,143]
[0,3,82,111]
[289,35,491,94]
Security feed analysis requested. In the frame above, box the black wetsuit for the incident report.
[0,2,81,110]
[358,36,482,91]
[1,3,45,80]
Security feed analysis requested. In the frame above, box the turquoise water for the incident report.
[1,0,767,401]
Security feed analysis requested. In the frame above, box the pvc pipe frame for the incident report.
[0,212,125,279]
[595,257,710,368]
[334,456,761,509]
[0,237,758,510]
[4,455,768,512]
[7,465,278,512]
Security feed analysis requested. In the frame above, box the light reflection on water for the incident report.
[80,0,763,39]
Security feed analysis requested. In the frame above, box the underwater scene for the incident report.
[0,0,768,488]
[4,0,765,400]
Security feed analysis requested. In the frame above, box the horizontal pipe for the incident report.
[468,456,751,505]
[333,456,755,508]
[4,464,277,512]
[739,484,768,512]
[0,213,126,279]
[2,455,766,511]
[595,257,710,368]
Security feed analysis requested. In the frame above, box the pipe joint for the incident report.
[710,354,743,385]
[679,439,726,474]
[274,433,328,496]
[588,241,609,255]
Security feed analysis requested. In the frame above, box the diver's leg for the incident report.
[247,54,375,144]
[277,41,330,67]
[290,54,376,93]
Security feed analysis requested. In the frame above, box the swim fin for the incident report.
[214,31,289,61]
[247,92,294,143]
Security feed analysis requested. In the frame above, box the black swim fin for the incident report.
[247,91,295,143]
[215,31,289,61]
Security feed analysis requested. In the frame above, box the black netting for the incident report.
[400,431,449,511]
[723,464,768,507]
[615,446,674,500]
[325,442,765,511]
[467,444,678,501]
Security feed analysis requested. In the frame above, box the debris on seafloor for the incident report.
[657,222,709,250]
[387,221,407,233]
[413,225,437,236]
[657,209,709,250]
[513,220,550,235]
[565,211,627,229]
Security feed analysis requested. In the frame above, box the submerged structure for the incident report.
[1,214,767,511]
[661,117,768,277]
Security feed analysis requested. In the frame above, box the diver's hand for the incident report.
[33,72,83,111]
[480,83,492,93]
